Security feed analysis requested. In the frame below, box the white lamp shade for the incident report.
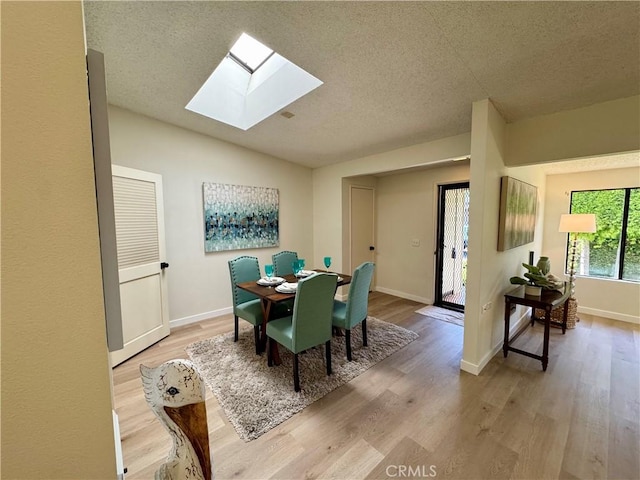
[558,213,597,233]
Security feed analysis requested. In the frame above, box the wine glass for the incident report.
[298,258,305,272]
[264,264,274,285]
[291,260,300,276]
[323,256,331,272]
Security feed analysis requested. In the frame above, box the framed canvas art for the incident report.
[497,176,537,251]
[203,182,279,252]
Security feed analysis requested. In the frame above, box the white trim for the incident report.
[374,286,431,305]
[170,307,232,328]
[578,306,639,324]
[459,310,530,376]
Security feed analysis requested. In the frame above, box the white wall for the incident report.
[462,100,547,375]
[543,167,640,323]
[374,164,470,303]
[108,107,314,324]
[2,1,117,477]
[506,95,640,166]
[313,133,472,275]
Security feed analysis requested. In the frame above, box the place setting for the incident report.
[256,264,284,287]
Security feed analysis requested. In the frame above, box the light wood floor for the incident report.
[113,292,640,480]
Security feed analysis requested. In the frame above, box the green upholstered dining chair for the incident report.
[266,273,338,392]
[332,262,375,361]
[272,250,299,277]
[227,256,265,355]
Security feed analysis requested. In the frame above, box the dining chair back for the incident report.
[272,250,299,277]
[266,273,338,391]
[332,262,375,361]
[228,256,263,354]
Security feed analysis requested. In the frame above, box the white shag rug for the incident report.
[415,305,464,326]
[185,316,418,441]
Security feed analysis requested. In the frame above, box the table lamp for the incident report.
[558,213,597,298]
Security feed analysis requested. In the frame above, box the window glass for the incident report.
[623,188,640,281]
[570,189,624,278]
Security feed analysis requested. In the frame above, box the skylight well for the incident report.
[186,33,322,130]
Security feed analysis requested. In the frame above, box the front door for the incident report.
[435,182,469,312]
[350,186,375,281]
[109,165,170,366]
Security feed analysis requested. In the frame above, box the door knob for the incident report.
[369,246,375,251]
[160,262,169,270]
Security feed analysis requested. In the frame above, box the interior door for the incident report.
[435,182,469,312]
[109,165,170,366]
[350,186,375,279]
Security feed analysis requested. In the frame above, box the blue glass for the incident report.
[323,256,331,271]
[265,264,274,279]
[292,260,301,275]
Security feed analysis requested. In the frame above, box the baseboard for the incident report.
[578,306,639,324]
[460,310,530,376]
[374,286,431,305]
[170,307,232,328]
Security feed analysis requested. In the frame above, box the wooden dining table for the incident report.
[236,270,352,365]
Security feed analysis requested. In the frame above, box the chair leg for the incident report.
[325,340,332,375]
[362,318,368,347]
[234,315,239,342]
[293,353,300,392]
[345,329,352,361]
[267,338,273,367]
[253,325,260,355]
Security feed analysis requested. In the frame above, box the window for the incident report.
[568,187,639,282]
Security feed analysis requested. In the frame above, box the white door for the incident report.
[110,165,170,366]
[350,186,375,281]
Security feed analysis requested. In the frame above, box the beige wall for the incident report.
[374,164,470,303]
[313,133,471,275]
[506,95,640,167]
[462,100,547,374]
[1,2,117,477]
[108,107,314,324]
[543,167,640,323]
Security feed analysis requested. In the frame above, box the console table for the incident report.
[503,283,570,371]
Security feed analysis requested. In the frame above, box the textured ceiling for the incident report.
[83,1,640,169]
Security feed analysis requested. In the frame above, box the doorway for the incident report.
[435,182,469,312]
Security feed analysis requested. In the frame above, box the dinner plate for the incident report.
[275,282,298,293]
[295,270,315,278]
[256,276,285,286]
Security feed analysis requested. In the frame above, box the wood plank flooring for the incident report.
[113,292,640,480]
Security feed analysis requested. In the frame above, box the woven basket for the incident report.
[534,298,578,329]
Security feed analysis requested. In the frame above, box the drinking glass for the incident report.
[265,264,274,283]
[292,260,301,276]
[323,256,332,271]
[298,259,305,272]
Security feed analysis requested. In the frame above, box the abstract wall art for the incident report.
[203,182,279,252]
[497,176,537,251]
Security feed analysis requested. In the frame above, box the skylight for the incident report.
[186,32,323,130]
[229,33,274,72]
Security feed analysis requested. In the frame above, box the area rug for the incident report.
[415,305,464,326]
[185,316,418,441]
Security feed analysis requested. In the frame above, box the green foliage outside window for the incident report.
[570,188,639,281]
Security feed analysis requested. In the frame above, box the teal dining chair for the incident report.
[332,262,375,361]
[228,256,263,354]
[272,250,299,277]
[266,273,338,392]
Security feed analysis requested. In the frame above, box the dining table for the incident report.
[236,269,352,365]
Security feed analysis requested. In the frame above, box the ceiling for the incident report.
[83,1,640,169]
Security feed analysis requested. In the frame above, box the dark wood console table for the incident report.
[503,283,570,371]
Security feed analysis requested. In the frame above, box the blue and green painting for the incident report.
[203,182,279,252]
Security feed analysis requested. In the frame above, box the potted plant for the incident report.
[510,263,558,296]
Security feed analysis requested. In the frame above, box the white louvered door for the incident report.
[109,165,169,366]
